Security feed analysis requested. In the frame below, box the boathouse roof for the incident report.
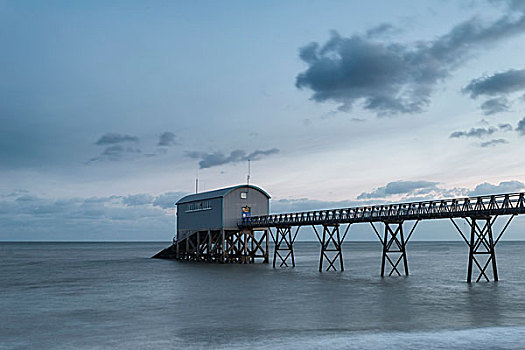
[176,184,271,205]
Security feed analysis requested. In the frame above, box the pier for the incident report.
[154,186,525,282]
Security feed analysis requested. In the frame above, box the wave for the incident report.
[218,326,525,350]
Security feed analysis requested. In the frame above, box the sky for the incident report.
[2,0,525,241]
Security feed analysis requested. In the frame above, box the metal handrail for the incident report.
[240,192,525,228]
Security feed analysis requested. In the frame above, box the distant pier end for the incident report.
[153,184,270,263]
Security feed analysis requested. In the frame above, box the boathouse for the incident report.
[152,184,272,263]
[175,184,270,241]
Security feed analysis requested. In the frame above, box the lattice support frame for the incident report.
[270,226,299,268]
[246,229,269,264]
[313,224,350,272]
[370,220,418,277]
[451,215,515,282]
[224,230,247,263]
[172,229,268,264]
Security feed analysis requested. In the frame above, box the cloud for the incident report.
[480,97,510,115]
[450,123,512,145]
[463,69,525,98]
[0,190,194,240]
[102,145,141,157]
[158,132,177,146]
[295,4,525,115]
[89,132,143,162]
[95,133,139,145]
[152,191,187,209]
[271,198,362,213]
[186,148,280,169]
[355,179,523,203]
[2,180,522,240]
[469,180,524,196]
[122,194,154,206]
[366,23,396,38]
[480,138,509,147]
[270,180,524,216]
[499,123,513,131]
[90,144,142,162]
[245,148,280,160]
[491,0,525,12]
[0,193,162,220]
[517,117,525,135]
[89,131,181,162]
[449,127,498,138]
[462,68,525,114]
[357,180,439,199]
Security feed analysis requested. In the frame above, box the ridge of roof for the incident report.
[176,184,270,205]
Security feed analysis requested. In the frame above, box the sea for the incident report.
[2,241,525,349]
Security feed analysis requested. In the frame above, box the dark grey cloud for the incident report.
[89,131,181,162]
[463,69,525,98]
[158,132,177,146]
[449,127,497,138]
[246,149,280,160]
[469,180,524,196]
[517,117,525,135]
[102,145,141,157]
[480,138,509,147]
[480,97,510,115]
[365,23,396,38]
[450,122,512,145]
[95,133,139,145]
[89,132,143,162]
[153,191,187,209]
[296,4,525,115]
[463,69,525,114]
[90,144,142,162]
[357,180,439,199]
[499,123,513,131]
[186,148,280,169]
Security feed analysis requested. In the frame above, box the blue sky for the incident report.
[2,0,525,241]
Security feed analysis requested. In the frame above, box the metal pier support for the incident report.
[451,215,515,282]
[224,230,250,263]
[313,224,350,272]
[371,221,417,277]
[247,229,269,264]
[172,230,268,264]
[207,230,223,263]
[270,226,298,268]
[383,221,408,277]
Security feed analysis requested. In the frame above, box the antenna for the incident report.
[195,167,199,194]
[247,159,251,186]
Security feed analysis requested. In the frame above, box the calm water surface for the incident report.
[2,241,525,349]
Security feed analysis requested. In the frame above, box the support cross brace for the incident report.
[313,224,350,272]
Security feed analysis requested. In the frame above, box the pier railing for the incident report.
[240,192,525,228]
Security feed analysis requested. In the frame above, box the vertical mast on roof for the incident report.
[195,167,199,194]
[247,159,251,187]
